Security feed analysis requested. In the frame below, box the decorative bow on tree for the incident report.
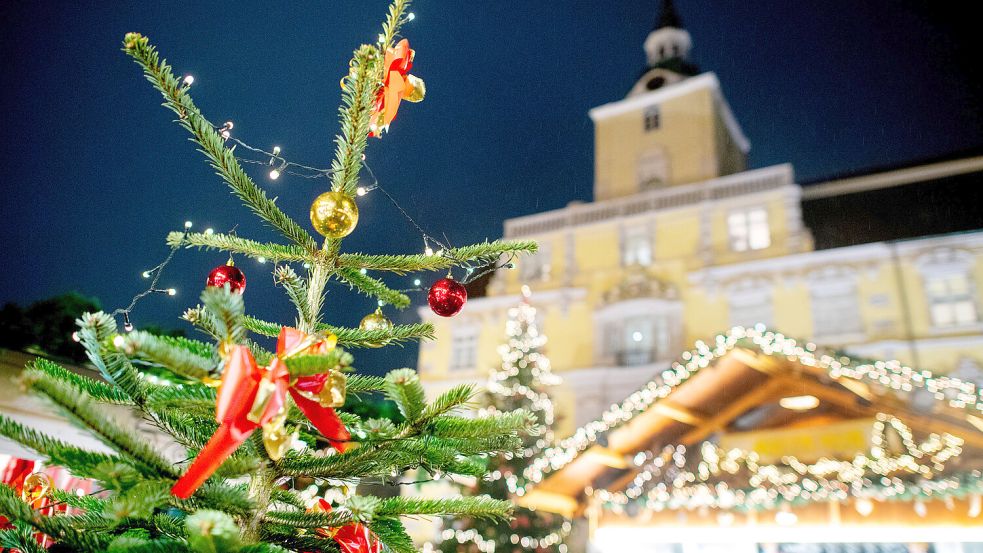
[171,327,351,499]
[307,499,381,553]
[368,38,425,137]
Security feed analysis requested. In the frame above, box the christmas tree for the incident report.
[432,289,570,553]
[0,1,540,551]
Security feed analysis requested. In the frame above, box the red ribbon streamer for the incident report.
[171,327,350,499]
[306,499,382,553]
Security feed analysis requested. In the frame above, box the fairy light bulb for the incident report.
[424,246,434,256]
[272,146,281,155]
[406,12,415,21]
[269,169,280,180]
[184,220,193,229]
[142,271,151,278]
[413,278,421,286]
[112,335,126,348]
[167,288,177,296]
[356,186,367,196]
[182,75,194,86]
[257,257,266,264]
[71,332,80,343]
[204,228,214,235]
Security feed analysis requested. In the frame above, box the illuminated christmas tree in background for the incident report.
[432,287,570,553]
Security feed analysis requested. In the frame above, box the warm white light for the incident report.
[257,257,266,264]
[182,75,194,86]
[269,169,280,180]
[632,331,644,343]
[914,500,927,518]
[71,332,81,343]
[521,284,532,298]
[969,494,982,518]
[272,146,281,155]
[112,335,126,348]
[205,228,214,235]
[716,511,735,526]
[779,395,820,411]
[406,12,415,20]
[424,247,434,256]
[413,278,421,286]
[356,186,367,196]
[142,271,150,278]
[360,268,367,274]
[774,507,797,526]
[167,288,177,296]
[855,498,874,517]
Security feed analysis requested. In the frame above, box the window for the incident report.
[622,226,652,266]
[729,291,773,329]
[638,149,668,189]
[728,207,771,252]
[450,326,479,371]
[520,245,551,282]
[600,316,671,367]
[925,273,978,328]
[644,106,661,131]
[811,282,863,338]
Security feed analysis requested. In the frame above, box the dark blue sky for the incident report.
[1,1,980,372]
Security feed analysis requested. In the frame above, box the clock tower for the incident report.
[590,0,749,201]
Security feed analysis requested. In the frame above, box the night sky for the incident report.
[1,1,980,373]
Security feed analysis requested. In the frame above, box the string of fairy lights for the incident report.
[106,46,524,330]
[519,325,983,497]
[591,413,967,514]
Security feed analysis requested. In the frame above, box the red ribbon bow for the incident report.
[306,499,382,553]
[368,38,425,137]
[171,327,351,499]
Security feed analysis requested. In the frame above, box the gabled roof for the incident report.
[519,327,983,517]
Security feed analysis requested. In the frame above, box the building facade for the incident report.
[416,2,983,439]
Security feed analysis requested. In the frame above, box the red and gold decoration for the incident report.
[428,277,467,317]
[368,38,425,137]
[20,472,54,509]
[310,191,359,239]
[171,327,351,499]
[358,307,393,348]
[206,261,246,294]
[308,498,382,553]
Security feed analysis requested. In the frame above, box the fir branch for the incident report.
[28,358,132,405]
[346,374,387,394]
[243,316,434,349]
[418,384,475,422]
[118,330,216,380]
[333,267,411,309]
[430,410,538,439]
[122,34,320,253]
[201,287,245,345]
[376,496,512,520]
[383,369,426,422]
[368,518,415,553]
[330,44,379,197]
[0,414,125,478]
[336,240,538,274]
[77,312,151,404]
[274,265,314,327]
[22,368,178,478]
[262,509,353,529]
[0,485,113,551]
[169,231,320,264]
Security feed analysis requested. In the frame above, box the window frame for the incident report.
[727,206,771,252]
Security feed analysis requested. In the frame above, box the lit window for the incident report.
[450,327,479,371]
[644,106,661,131]
[601,316,670,367]
[729,291,773,329]
[811,282,863,338]
[622,227,652,266]
[520,245,551,282]
[638,149,668,189]
[925,273,978,328]
[728,207,771,252]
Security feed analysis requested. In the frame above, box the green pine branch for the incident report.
[117,330,216,380]
[333,267,411,309]
[168,231,320,264]
[0,414,125,479]
[29,358,132,405]
[336,240,537,274]
[123,34,319,254]
[377,496,512,520]
[243,316,434,349]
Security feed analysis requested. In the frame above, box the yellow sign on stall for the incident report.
[719,418,874,463]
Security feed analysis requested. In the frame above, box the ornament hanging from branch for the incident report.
[428,276,467,317]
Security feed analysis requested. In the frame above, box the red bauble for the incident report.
[427,277,467,317]
[206,264,246,294]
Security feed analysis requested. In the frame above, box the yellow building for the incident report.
[417,2,983,443]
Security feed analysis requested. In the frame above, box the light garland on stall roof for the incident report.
[422,520,572,553]
[521,325,983,493]
[592,414,965,512]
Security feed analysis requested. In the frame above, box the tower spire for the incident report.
[655,0,683,30]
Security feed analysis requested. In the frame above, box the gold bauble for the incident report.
[310,191,359,239]
[21,472,53,504]
[318,370,347,408]
[261,412,295,461]
[359,308,393,348]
